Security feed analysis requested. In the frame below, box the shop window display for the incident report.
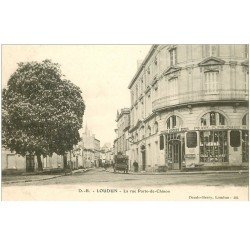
[200,131,228,163]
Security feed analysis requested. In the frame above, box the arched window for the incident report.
[154,122,159,134]
[242,114,248,126]
[200,112,226,126]
[166,115,183,129]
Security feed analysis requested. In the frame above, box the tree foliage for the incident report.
[2,60,85,170]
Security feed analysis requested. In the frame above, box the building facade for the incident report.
[2,148,66,172]
[128,45,249,172]
[100,143,114,165]
[115,109,130,155]
[114,108,131,166]
[81,125,101,168]
[94,139,101,167]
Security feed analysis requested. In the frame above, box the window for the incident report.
[204,71,219,94]
[230,131,241,147]
[154,122,159,133]
[160,135,164,150]
[242,114,248,126]
[154,57,158,65]
[200,112,226,126]
[242,131,249,162]
[200,131,228,163]
[170,48,177,66]
[167,115,183,129]
[140,126,145,140]
[210,112,216,125]
[141,100,144,119]
[244,71,249,93]
[169,77,178,97]
[187,132,197,148]
[147,126,151,137]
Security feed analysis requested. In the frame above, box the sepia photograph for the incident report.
[1,44,249,200]
[1,1,250,250]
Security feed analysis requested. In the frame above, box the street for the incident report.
[2,168,249,201]
[2,168,249,187]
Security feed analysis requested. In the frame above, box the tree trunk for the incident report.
[63,154,68,170]
[37,154,43,171]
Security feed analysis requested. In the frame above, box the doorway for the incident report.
[167,139,181,170]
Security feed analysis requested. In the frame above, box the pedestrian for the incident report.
[133,161,139,172]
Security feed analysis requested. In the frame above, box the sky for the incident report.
[2,45,151,146]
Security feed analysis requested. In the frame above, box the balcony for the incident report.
[152,89,248,112]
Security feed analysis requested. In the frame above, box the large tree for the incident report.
[2,59,85,171]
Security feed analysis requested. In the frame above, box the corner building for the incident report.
[128,45,249,171]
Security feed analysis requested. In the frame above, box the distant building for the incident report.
[114,108,131,167]
[81,124,101,168]
[94,138,101,167]
[100,143,114,165]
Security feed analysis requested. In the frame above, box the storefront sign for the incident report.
[164,127,189,134]
[194,125,247,131]
[161,125,248,135]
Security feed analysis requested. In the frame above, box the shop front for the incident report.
[162,126,248,170]
[184,126,249,168]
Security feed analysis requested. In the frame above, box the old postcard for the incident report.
[1,44,249,201]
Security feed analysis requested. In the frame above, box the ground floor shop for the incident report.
[129,105,248,171]
[160,128,248,170]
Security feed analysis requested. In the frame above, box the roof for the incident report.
[116,108,130,122]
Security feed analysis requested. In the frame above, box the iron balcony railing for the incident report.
[152,89,248,112]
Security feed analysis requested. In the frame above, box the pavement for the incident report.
[106,168,249,175]
[2,168,91,185]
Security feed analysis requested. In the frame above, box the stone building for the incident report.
[2,148,66,172]
[81,125,101,168]
[114,108,131,166]
[94,138,101,167]
[128,45,248,172]
[100,143,113,165]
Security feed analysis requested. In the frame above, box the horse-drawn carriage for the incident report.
[113,154,128,173]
